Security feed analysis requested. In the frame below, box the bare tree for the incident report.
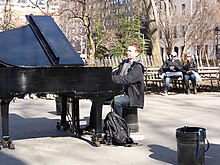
[58,0,151,64]
[58,0,97,65]
[29,0,59,15]
[178,0,219,66]
[0,0,20,30]
[154,0,220,67]
[156,0,176,57]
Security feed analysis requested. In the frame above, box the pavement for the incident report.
[0,92,220,165]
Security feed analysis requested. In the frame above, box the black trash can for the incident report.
[123,107,139,133]
[176,126,209,165]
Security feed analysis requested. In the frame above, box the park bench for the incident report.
[198,66,220,91]
[145,66,220,93]
[144,67,183,93]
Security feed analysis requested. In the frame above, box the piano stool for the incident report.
[123,107,139,133]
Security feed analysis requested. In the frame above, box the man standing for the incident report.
[182,53,198,94]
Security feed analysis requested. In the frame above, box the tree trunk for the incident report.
[88,35,95,65]
[203,45,209,67]
[199,48,203,67]
[148,0,162,67]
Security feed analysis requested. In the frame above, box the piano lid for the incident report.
[0,14,84,67]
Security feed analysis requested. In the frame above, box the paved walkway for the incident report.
[0,93,220,165]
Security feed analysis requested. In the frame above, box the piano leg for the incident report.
[57,96,80,134]
[57,96,70,131]
[57,97,104,147]
[0,98,15,149]
[70,99,80,134]
[91,101,103,147]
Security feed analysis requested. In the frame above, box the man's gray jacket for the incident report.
[112,60,145,108]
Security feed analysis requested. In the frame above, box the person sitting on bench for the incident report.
[182,53,198,94]
[161,52,183,96]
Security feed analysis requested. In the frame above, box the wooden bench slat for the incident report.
[199,70,219,72]
[201,77,219,79]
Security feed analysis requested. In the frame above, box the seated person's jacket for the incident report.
[112,60,145,109]
[162,59,183,72]
[183,60,197,74]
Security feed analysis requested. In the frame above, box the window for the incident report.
[159,1,162,9]
[49,0,58,6]
[118,0,124,5]
[182,4,185,10]
[159,31,162,39]
[182,26,185,37]
[38,0,47,5]
[182,4,185,14]
[18,0,27,3]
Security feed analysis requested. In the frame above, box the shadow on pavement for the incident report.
[148,143,220,165]
[0,152,27,165]
[1,114,93,146]
[148,144,177,165]
[7,114,72,140]
[206,143,220,165]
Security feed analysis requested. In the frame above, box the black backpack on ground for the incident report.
[103,111,135,146]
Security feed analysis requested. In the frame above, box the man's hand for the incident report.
[169,66,175,71]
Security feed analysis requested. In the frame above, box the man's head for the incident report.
[170,51,177,60]
[126,43,142,60]
[187,53,192,58]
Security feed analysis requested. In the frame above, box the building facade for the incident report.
[0,0,59,30]
[160,0,220,61]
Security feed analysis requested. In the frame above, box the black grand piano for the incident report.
[0,15,122,149]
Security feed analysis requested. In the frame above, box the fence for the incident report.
[93,54,155,67]
[92,55,220,68]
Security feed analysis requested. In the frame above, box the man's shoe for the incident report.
[185,89,190,95]
[162,92,168,96]
[30,93,38,100]
[24,94,30,100]
[83,125,95,134]
[193,88,197,94]
[192,83,197,94]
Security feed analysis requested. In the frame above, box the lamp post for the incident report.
[214,26,220,59]
[92,32,100,65]
[92,32,98,52]
[140,16,146,51]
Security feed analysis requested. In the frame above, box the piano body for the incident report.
[0,15,122,148]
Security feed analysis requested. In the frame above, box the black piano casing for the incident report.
[0,66,121,99]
